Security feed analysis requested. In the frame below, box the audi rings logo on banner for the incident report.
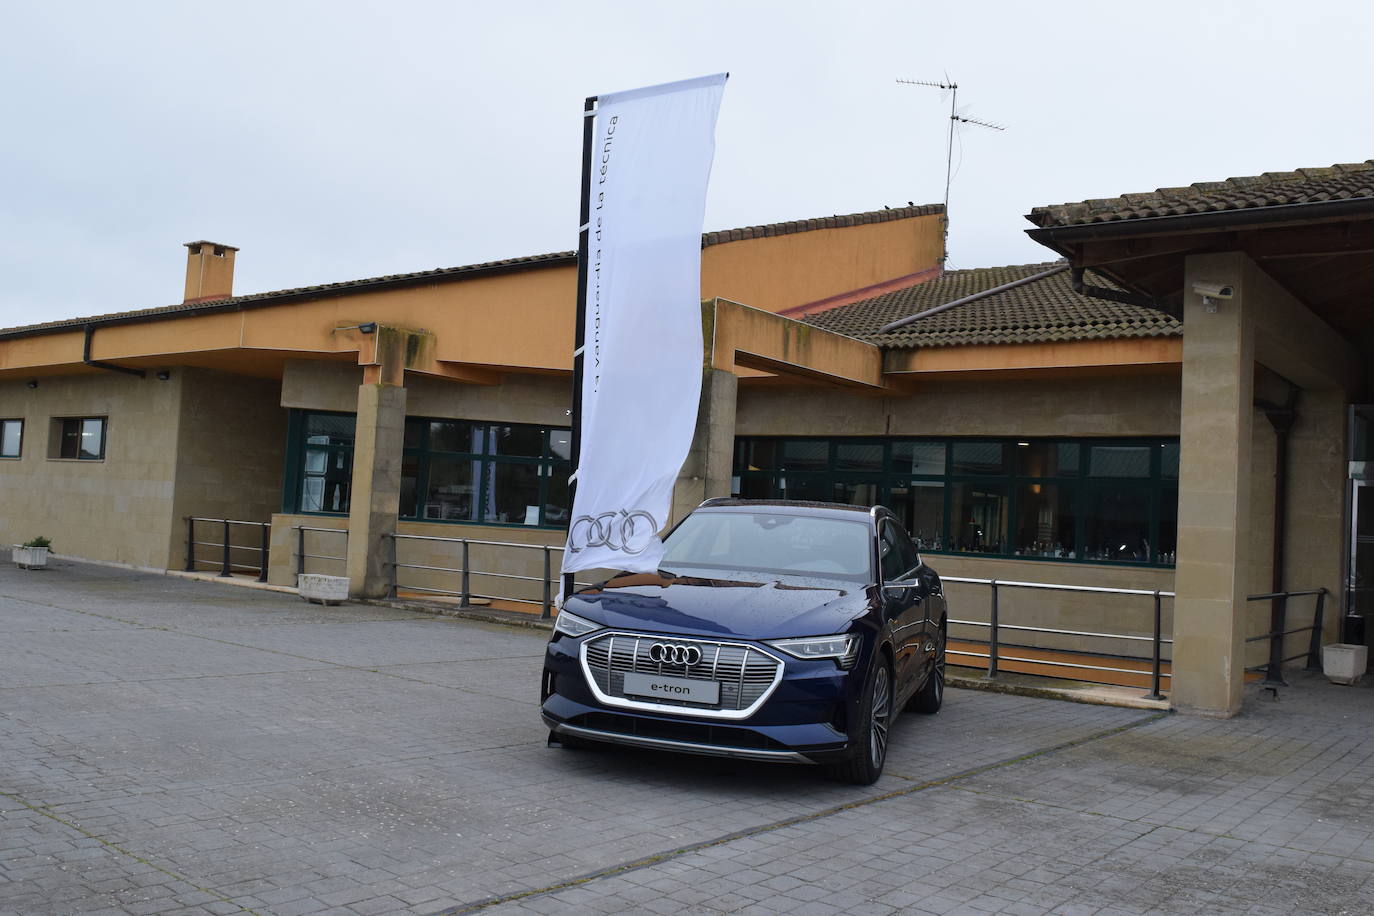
[647,642,703,666]
[567,508,659,555]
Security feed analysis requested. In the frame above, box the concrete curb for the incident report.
[361,597,557,631]
[165,569,300,595]
[948,672,1171,711]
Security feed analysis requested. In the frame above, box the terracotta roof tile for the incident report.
[1027,160,1374,229]
[804,262,1181,349]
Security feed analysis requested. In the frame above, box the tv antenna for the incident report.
[897,77,1005,264]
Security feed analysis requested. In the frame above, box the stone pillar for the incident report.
[1286,386,1347,647]
[1172,253,1254,715]
[670,367,739,526]
[345,382,407,598]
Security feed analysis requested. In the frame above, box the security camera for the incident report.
[1192,281,1234,301]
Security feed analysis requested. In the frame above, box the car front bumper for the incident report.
[541,631,861,765]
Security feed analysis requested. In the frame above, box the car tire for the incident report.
[827,656,892,786]
[908,619,946,714]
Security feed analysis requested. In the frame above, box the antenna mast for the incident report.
[897,77,1004,265]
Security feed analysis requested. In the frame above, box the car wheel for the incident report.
[908,620,945,714]
[827,657,892,785]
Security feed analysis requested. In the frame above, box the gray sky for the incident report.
[3,0,1371,330]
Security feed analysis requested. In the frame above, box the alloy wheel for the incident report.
[869,665,891,767]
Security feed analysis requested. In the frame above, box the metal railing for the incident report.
[294,526,348,576]
[184,517,270,581]
[942,576,1175,700]
[1245,587,1327,686]
[388,533,590,619]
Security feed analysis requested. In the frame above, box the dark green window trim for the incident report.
[283,410,571,530]
[734,436,1179,568]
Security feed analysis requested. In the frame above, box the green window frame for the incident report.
[734,436,1179,568]
[283,410,572,530]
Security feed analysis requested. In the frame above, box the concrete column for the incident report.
[345,383,407,598]
[1286,386,1347,648]
[1172,253,1254,716]
[670,367,739,526]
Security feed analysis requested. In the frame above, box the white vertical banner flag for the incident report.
[562,73,728,575]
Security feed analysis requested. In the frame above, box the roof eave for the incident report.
[0,253,576,343]
[1026,196,1374,248]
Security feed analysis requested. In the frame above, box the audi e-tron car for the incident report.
[540,499,948,784]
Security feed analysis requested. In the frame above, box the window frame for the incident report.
[283,410,572,530]
[282,410,356,516]
[50,416,107,461]
[0,418,22,459]
[733,435,1179,568]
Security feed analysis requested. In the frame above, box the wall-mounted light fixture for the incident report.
[156,370,172,381]
[25,379,38,389]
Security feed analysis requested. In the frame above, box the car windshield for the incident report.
[661,511,872,582]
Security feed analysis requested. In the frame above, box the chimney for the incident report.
[182,240,239,302]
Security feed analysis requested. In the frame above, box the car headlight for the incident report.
[766,633,861,669]
[554,609,603,638]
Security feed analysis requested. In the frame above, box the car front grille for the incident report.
[582,632,782,716]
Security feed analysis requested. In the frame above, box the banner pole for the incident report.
[563,94,597,605]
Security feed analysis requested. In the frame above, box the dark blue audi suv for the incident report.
[540,499,948,784]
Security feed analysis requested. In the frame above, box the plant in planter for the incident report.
[12,536,52,570]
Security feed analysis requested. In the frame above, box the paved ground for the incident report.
[1,560,1372,915]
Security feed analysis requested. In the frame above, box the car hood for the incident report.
[564,569,871,640]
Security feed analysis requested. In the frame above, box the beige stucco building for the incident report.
[3,164,1373,717]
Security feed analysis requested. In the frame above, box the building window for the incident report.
[734,436,1179,567]
[0,419,21,458]
[285,411,571,528]
[401,418,571,527]
[296,412,355,514]
[51,417,105,460]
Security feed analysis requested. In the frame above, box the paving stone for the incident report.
[4,561,1374,914]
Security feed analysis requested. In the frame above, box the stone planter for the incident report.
[298,573,350,606]
[12,545,49,570]
[1322,643,1368,686]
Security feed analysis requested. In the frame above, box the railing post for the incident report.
[296,526,306,577]
[257,523,270,582]
[219,519,232,577]
[1265,593,1288,686]
[987,580,999,679]
[184,517,196,572]
[459,539,471,608]
[541,546,552,619]
[1147,590,1164,700]
[1305,588,1327,671]
[388,533,398,599]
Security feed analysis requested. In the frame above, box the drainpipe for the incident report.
[1258,385,1299,684]
[83,324,146,378]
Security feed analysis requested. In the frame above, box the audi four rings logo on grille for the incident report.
[647,642,702,665]
[567,509,658,555]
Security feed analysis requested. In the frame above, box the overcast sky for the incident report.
[3,0,1371,330]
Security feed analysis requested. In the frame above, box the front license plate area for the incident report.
[622,672,720,705]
